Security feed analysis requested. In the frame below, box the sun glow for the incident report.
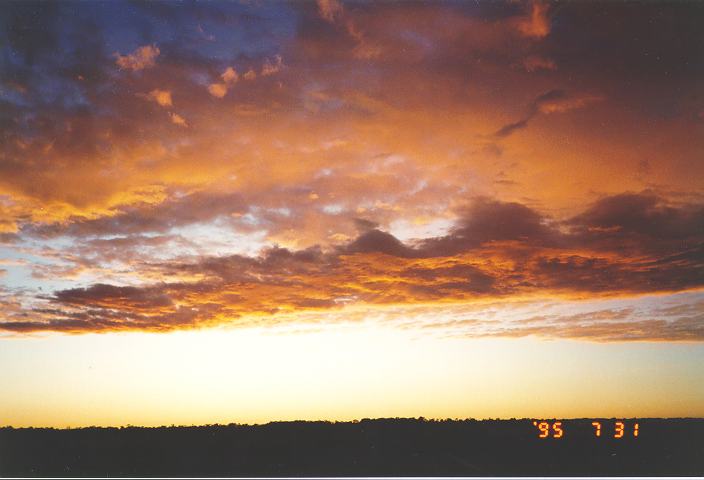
[2,318,703,428]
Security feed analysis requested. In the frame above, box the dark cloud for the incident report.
[493,89,562,137]
[353,218,379,232]
[494,118,531,138]
[54,283,174,310]
[493,89,601,138]
[345,229,419,258]
[494,90,566,138]
[569,192,704,241]
[421,197,559,255]
[529,252,702,295]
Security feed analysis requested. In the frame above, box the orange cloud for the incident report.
[537,93,603,114]
[146,89,173,107]
[208,67,239,98]
[114,45,160,71]
[207,83,228,98]
[221,66,239,84]
[517,1,551,39]
[243,68,257,80]
[317,0,343,23]
[170,112,187,127]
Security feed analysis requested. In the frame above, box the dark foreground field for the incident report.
[1,418,703,477]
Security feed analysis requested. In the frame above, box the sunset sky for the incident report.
[1,0,703,427]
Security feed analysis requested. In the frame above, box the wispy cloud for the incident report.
[494,89,603,137]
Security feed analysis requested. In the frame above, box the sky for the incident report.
[1,0,703,427]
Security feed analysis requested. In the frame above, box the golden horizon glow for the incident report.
[2,324,704,428]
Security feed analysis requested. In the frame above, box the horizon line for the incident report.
[4,416,704,430]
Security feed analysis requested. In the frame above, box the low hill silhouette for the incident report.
[1,418,702,476]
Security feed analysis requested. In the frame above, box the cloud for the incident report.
[243,68,257,80]
[2,1,704,344]
[493,118,532,139]
[208,66,239,98]
[114,45,160,71]
[261,55,284,76]
[207,83,228,98]
[317,0,344,23]
[517,1,550,39]
[444,300,704,342]
[347,21,382,60]
[55,283,174,310]
[308,0,381,60]
[421,197,559,255]
[345,229,419,258]
[4,192,703,336]
[494,89,603,137]
[169,112,187,127]
[566,192,704,260]
[146,89,172,107]
[25,190,248,238]
[353,218,379,232]
[221,66,239,84]
[537,93,603,114]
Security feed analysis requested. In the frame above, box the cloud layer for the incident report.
[1,1,703,341]
[1,192,702,340]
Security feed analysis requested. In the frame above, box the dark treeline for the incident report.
[1,418,702,477]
